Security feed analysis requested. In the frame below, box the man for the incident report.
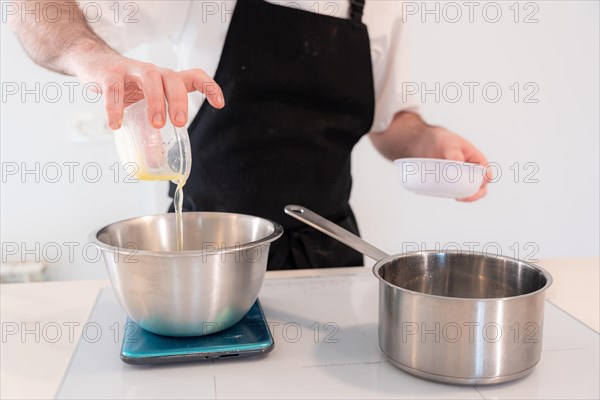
[11,0,490,269]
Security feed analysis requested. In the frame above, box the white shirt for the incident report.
[84,0,417,133]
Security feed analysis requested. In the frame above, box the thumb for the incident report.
[443,148,465,162]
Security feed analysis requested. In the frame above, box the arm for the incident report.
[369,111,492,202]
[9,0,113,76]
[10,0,224,130]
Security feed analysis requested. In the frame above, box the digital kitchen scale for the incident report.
[120,300,274,365]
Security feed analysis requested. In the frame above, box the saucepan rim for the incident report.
[372,250,553,301]
[88,211,284,258]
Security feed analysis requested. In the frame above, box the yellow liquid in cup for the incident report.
[133,170,185,181]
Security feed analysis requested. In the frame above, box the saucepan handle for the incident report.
[284,205,390,262]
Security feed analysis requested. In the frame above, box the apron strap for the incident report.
[350,0,366,23]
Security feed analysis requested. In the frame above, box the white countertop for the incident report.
[1,258,598,399]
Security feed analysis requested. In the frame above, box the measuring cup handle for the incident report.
[284,205,390,262]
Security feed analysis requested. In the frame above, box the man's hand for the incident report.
[72,51,225,130]
[10,0,224,131]
[404,125,492,202]
[369,111,492,202]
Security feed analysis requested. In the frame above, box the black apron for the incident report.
[169,0,375,270]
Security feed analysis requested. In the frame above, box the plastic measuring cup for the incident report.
[114,99,191,183]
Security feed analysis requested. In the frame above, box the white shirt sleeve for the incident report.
[364,1,420,133]
[79,0,190,54]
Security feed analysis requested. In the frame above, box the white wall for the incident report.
[351,1,600,264]
[1,1,598,280]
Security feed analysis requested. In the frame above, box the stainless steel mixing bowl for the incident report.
[92,212,283,337]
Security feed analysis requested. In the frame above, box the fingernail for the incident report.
[109,120,121,130]
[175,111,187,125]
[152,113,164,126]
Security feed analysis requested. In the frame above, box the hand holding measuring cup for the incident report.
[114,99,191,183]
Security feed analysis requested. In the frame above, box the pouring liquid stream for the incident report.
[129,167,187,251]
[173,179,185,251]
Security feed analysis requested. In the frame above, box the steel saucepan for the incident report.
[284,205,552,385]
